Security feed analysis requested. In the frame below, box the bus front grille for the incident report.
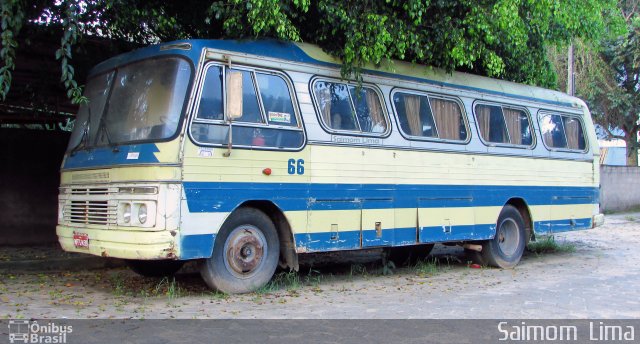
[66,200,117,225]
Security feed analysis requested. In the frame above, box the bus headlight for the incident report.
[123,203,132,223]
[118,201,156,227]
[138,204,148,224]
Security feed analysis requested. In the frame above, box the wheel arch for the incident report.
[237,200,299,271]
[503,197,534,244]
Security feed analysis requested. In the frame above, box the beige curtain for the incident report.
[475,105,492,142]
[564,117,580,149]
[403,95,422,136]
[503,108,524,145]
[315,84,333,127]
[365,89,385,132]
[431,98,461,140]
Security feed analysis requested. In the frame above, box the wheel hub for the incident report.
[497,218,520,256]
[224,226,266,278]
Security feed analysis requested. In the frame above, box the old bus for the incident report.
[57,40,603,293]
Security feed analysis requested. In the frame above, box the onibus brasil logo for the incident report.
[8,320,72,343]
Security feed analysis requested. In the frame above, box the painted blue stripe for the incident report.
[291,217,592,253]
[419,224,496,244]
[180,219,592,256]
[63,143,160,169]
[295,224,497,252]
[183,182,599,213]
[180,233,216,259]
[534,218,592,235]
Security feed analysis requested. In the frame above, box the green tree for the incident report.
[550,1,638,165]
[589,2,639,166]
[0,0,624,104]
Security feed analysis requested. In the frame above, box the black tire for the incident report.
[200,208,279,294]
[477,205,526,268]
[386,244,435,266]
[125,259,185,277]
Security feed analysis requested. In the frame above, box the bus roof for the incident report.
[91,39,582,109]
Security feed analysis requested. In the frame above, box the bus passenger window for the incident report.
[256,73,298,127]
[503,108,533,146]
[540,114,568,148]
[190,65,304,150]
[540,114,585,151]
[476,104,508,143]
[562,117,585,150]
[428,97,467,141]
[393,92,467,141]
[233,69,263,124]
[314,81,355,131]
[197,66,224,120]
[313,80,387,135]
[393,93,437,138]
[475,104,533,146]
[349,87,387,133]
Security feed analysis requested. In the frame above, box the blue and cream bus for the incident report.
[57,40,603,293]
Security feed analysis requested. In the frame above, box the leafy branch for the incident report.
[0,0,23,101]
[56,0,87,105]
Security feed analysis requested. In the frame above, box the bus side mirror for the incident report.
[226,71,243,120]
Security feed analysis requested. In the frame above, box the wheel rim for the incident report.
[223,225,268,279]
[497,218,520,256]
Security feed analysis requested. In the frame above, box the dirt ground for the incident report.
[1,212,639,319]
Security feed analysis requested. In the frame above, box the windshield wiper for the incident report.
[69,119,90,157]
[95,112,119,152]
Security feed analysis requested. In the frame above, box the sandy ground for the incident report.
[1,212,639,319]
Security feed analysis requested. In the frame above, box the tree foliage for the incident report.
[0,0,624,104]
[0,0,24,101]
[550,1,639,165]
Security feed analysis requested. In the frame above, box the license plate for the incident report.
[73,232,89,249]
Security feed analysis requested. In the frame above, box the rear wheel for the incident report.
[475,205,526,268]
[200,208,279,294]
[125,260,185,277]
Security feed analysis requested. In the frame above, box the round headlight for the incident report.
[138,204,147,224]
[123,203,131,223]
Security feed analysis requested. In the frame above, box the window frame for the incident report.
[310,77,392,138]
[390,88,471,145]
[69,55,195,151]
[537,110,589,153]
[188,61,305,150]
[472,101,536,149]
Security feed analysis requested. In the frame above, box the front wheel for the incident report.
[200,208,279,294]
[477,205,526,269]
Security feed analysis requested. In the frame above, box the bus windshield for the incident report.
[67,57,191,152]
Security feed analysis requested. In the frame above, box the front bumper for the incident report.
[57,225,178,260]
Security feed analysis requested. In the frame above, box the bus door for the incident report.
[361,198,395,247]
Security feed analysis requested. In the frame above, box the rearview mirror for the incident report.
[226,71,243,120]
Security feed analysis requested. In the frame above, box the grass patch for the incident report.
[255,271,302,294]
[106,271,189,299]
[414,258,439,276]
[624,215,636,221]
[527,236,576,254]
[412,257,452,277]
[154,277,182,299]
